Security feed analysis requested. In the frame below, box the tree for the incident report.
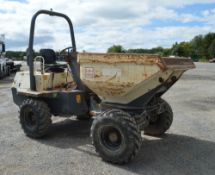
[162,48,171,57]
[204,33,215,58]
[171,42,192,57]
[208,39,215,58]
[107,45,125,53]
[191,35,204,61]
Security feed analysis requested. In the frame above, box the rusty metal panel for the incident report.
[162,57,196,70]
[78,53,195,104]
[78,53,163,65]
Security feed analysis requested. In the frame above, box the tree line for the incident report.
[5,51,26,60]
[107,32,215,62]
[4,32,215,62]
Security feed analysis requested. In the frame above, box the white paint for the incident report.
[102,68,122,77]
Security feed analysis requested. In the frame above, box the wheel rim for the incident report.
[100,126,122,151]
[23,107,37,130]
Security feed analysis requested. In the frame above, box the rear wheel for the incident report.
[19,99,51,138]
[91,109,142,164]
[144,98,173,136]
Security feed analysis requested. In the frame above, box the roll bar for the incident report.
[27,9,80,91]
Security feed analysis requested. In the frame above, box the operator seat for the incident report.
[40,49,65,73]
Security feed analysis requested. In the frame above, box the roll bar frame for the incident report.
[27,10,83,90]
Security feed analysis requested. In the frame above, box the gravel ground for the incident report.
[0,63,215,175]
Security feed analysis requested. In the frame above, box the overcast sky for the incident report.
[0,0,215,52]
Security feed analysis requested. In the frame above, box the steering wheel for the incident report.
[59,46,73,57]
[59,46,75,63]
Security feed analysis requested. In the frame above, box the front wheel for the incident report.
[19,99,52,138]
[144,98,173,136]
[91,109,142,164]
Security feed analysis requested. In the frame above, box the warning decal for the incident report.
[84,67,95,79]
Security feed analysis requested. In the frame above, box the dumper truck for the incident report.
[11,10,195,164]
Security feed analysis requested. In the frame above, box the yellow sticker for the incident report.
[76,94,81,104]
[43,75,48,80]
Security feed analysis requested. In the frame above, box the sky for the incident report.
[0,0,215,52]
